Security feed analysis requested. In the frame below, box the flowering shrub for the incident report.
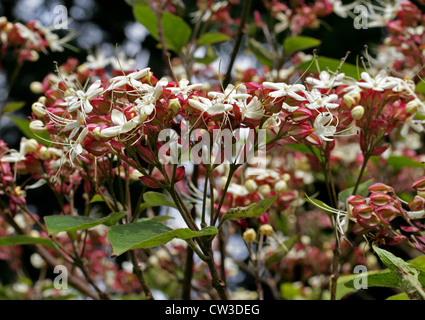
[1,0,425,301]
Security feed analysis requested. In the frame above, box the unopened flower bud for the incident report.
[29,120,46,133]
[259,224,273,236]
[77,63,89,74]
[406,99,419,114]
[244,179,258,193]
[29,50,39,62]
[242,228,257,242]
[130,169,143,181]
[282,173,291,182]
[38,96,47,105]
[24,138,39,154]
[30,253,46,269]
[258,184,271,197]
[30,81,43,94]
[168,98,181,115]
[351,105,364,120]
[343,91,360,108]
[32,102,47,117]
[274,180,287,192]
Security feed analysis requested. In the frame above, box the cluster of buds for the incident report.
[0,16,71,66]
[348,178,425,253]
[260,0,334,36]
[383,1,425,80]
[339,69,421,157]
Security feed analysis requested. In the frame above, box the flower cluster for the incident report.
[348,178,425,253]
[0,16,71,66]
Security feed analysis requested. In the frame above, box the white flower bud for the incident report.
[30,81,43,94]
[29,120,46,133]
[242,228,257,242]
[30,253,46,269]
[32,102,47,117]
[351,105,365,120]
[259,224,273,236]
[168,98,181,115]
[274,180,287,192]
[244,179,258,193]
[24,138,39,154]
[343,91,360,108]
[406,99,419,114]
[258,184,271,197]
[29,50,39,62]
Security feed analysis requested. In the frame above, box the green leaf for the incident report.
[8,116,51,145]
[90,194,105,203]
[133,5,159,40]
[222,195,278,221]
[338,178,374,206]
[283,36,321,56]
[386,292,408,300]
[108,219,217,256]
[197,32,230,46]
[373,245,425,299]
[336,273,363,299]
[162,12,191,52]
[340,255,425,299]
[280,282,303,300]
[0,235,55,249]
[139,191,193,211]
[248,38,274,68]
[304,193,336,218]
[133,5,191,52]
[44,211,126,235]
[344,269,399,289]
[387,155,424,171]
[1,101,25,114]
[265,235,298,267]
[416,81,425,95]
[298,56,364,79]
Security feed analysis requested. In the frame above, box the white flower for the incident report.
[262,113,281,134]
[400,117,425,137]
[109,52,136,71]
[168,78,204,99]
[188,96,233,115]
[313,112,337,142]
[61,80,104,115]
[1,137,38,163]
[100,109,140,138]
[85,50,110,69]
[274,12,290,34]
[227,183,249,196]
[262,82,306,101]
[15,22,41,48]
[304,89,339,110]
[306,70,345,89]
[239,96,264,120]
[331,0,359,18]
[356,70,399,91]
[208,84,250,104]
[108,68,150,91]
[66,126,89,166]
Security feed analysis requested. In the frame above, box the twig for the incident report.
[223,0,253,88]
